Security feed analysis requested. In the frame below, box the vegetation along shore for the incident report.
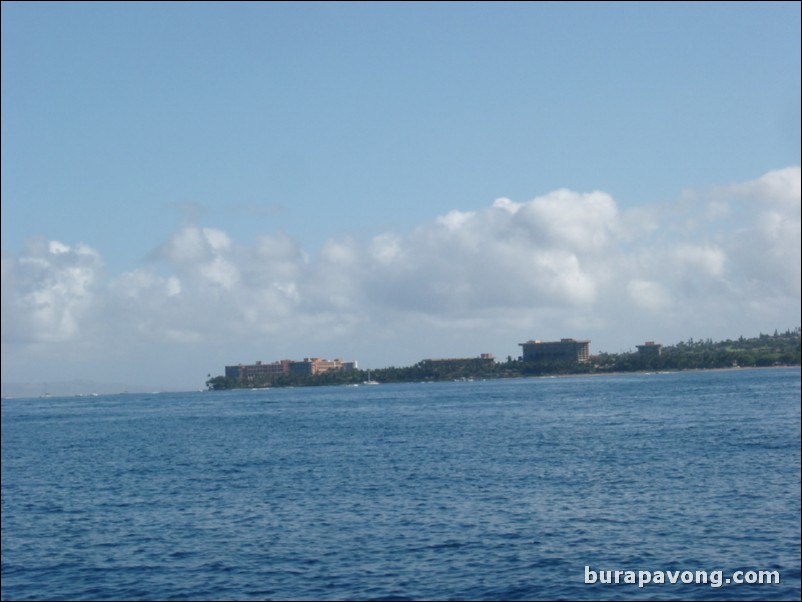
[206,328,800,390]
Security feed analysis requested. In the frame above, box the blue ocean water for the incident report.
[2,368,800,601]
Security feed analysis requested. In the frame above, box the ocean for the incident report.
[2,368,800,600]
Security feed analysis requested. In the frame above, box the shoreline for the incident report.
[519,364,801,381]
[219,364,801,390]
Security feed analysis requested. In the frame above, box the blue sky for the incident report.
[2,2,800,392]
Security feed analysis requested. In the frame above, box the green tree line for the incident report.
[206,328,801,390]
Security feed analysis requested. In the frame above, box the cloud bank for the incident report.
[2,168,800,388]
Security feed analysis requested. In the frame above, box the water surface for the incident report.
[2,368,800,600]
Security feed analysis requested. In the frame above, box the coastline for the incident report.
[519,364,801,381]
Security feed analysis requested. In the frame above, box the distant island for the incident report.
[206,328,801,390]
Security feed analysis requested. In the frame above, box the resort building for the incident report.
[519,338,591,363]
[225,360,292,382]
[225,357,357,384]
[636,341,663,357]
[421,353,496,365]
[289,358,358,376]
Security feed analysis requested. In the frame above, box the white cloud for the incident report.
[49,240,71,255]
[436,209,476,231]
[511,189,619,254]
[166,276,181,297]
[673,244,727,278]
[2,167,799,387]
[160,226,210,264]
[735,166,801,209]
[202,227,231,252]
[627,280,671,312]
[369,233,403,265]
[2,239,102,346]
[199,256,239,290]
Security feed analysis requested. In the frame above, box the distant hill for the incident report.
[1,380,167,398]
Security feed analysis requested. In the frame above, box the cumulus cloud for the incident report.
[2,167,799,386]
[2,238,102,346]
[626,280,671,312]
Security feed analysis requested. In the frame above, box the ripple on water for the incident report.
[2,369,800,600]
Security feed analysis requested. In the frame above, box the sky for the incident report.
[2,1,800,393]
